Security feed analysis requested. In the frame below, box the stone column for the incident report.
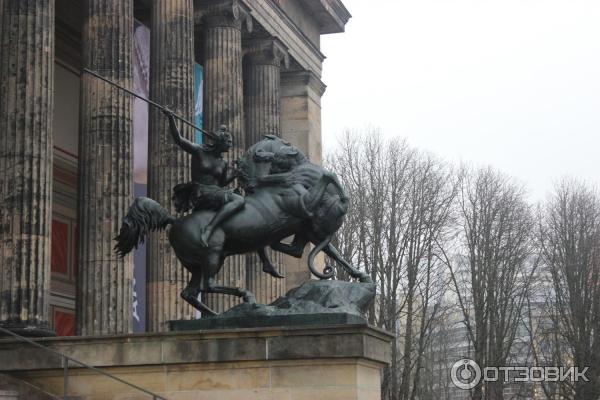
[243,38,288,142]
[198,0,251,312]
[77,0,134,336]
[281,70,326,164]
[280,70,327,289]
[146,0,195,332]
[243,38,288,304]
[0,0,55,337]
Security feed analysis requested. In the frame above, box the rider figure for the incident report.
[164,110,243,247]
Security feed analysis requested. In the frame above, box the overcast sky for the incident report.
[321,0,600,201]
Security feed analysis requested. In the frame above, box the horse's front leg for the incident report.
[205,284,256,304]
[271,234,309,258]
[257,248,284,278]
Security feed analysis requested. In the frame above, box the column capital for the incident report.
[243,37,289,69]
[195,0,252,31]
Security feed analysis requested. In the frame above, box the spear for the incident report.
[82,67,217,140]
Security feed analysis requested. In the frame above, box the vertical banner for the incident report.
[194,64,203,143]
[132,20,150,332]
[194,63,203,318]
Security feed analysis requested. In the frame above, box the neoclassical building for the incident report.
[0,0,350,337]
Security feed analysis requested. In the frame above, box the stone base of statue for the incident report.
[0,281,392,400]
[169,279,376,331]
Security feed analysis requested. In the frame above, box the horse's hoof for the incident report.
[263,266,285,279]
[243,294,256,303]
[204,309,219,317]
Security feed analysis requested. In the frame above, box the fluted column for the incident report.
[198,0,251,312]
[77,0,134,336]
[147,0,195,332]
[243,38,288,304]
[0,0,55,337]
[244,38,288,142]
[201,0,250,154]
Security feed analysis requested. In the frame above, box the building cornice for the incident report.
[281,70,327,97]
[237,0,326,76]
[303,0,351,34]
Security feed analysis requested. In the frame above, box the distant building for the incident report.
[426,258,556,400]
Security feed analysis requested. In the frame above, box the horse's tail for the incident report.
[115,197,175,257]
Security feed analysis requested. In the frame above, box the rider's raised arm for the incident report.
[165,111,201,155]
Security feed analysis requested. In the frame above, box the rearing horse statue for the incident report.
[115,134,369,316]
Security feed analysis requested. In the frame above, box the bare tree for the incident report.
[397,153,455,400]
[419,305,463,400]
[523,261,562,400]
[326,129,455,400]
[326,130,410,398]
[445,166,535,400]
[327,132,599,400]
[538,179,600,400]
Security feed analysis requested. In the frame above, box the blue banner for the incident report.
[194,64,203,143]
[132,20,150,333]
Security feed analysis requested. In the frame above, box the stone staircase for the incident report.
[0,373,60,400]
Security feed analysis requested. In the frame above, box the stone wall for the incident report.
[0,324,391,399]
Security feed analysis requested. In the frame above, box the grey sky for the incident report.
[321,0,600,201]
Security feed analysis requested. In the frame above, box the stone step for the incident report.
[0,373,59,400]
[0,390,18,400]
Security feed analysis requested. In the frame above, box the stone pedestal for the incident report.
[0,324,392,400]
[0,390,17,400]
[0,373,54,400]
[0,0,55,337]
[77,0,134,336]
[146,0,196,332]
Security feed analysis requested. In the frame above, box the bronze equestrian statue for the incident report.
[115,112,369,316]
[164,111,282,279]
